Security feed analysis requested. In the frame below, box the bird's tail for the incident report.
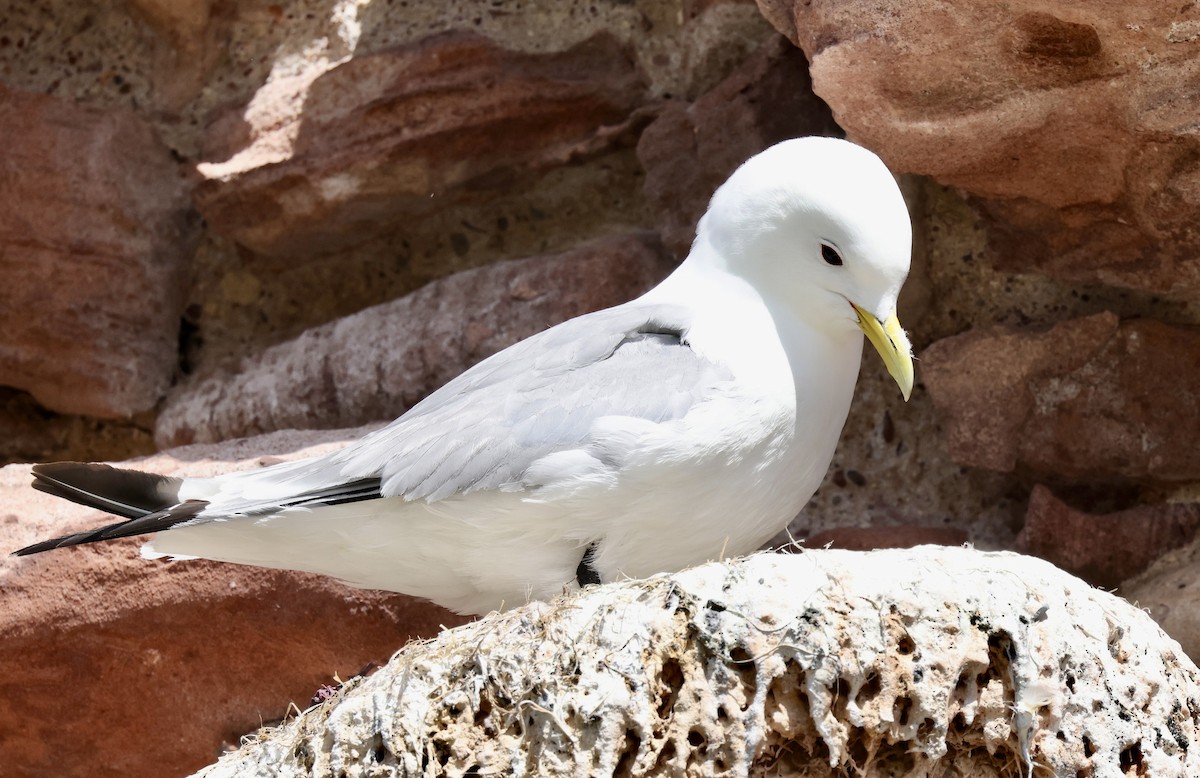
[15,462,207,556]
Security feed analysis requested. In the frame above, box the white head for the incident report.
[695,137,914,399]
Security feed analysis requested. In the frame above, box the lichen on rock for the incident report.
[198,547,1200,777]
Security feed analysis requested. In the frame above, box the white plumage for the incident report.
[18,137,914,616]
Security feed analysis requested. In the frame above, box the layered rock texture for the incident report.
[155,234,673,446]
[194,31,651,258]
[4,0,1200,775]
[0,85,195,419]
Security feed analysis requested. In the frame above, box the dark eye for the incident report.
[821,243,844,266]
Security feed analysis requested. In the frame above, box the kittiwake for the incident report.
[15,137,914,616]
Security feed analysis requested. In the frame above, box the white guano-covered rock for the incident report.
[196,548,1200,777]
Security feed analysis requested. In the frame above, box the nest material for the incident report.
[197,547,1200,777]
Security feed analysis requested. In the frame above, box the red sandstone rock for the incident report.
[1017,485,1200,589]
[0,427,467,778]
[194,31,648,258]
[922,312,1200,481]
[0,84,194,418]
[799,525,969,551]
[637,36,839,257]
[155,233,674,447]
[755,0,1200,296]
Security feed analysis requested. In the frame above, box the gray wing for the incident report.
[338,297,729,499]
[197,302,734,512]
[332,302,732,501]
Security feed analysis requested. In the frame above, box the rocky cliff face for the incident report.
[2,0,1199,775]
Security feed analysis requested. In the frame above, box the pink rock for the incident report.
[155,233,674,447]
[195,31,648,258]
[1018,485,1200,589]
[0,427,468,778]
[637,36,839,257]
[922,312,1200,481]
[0,84,194,418]
[755,1,1200,295]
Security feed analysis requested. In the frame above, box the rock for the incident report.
[0,426,467,778]
[801,525,969,551]
[194,31,648,259]
[196,548,1200,776]
[155,233,673,447]
[1018,485,1200,589]
[684,0,759,20]
[922,312,1200,481]
[0,387,155,467]
[637,36,839,257]
[126,0,211,42]
[1123,537,1200,663]
[124,0,216,107]
[757,0,1200,296]
[0,84,194,418]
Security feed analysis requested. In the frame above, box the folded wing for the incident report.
[17,302,735,554]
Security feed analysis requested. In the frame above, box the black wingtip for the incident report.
[30,462,183,520]
[13,541,47,557]
[12,519,132,557]
[13,538,67,556]
[12,500,209,558]
[19,462,203,557]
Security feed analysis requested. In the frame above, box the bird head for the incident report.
[696,137,914,400]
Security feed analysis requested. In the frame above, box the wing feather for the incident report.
[194,303,733,517]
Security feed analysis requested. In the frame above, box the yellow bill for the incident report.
[852,303,914,401]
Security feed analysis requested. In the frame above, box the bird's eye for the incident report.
[820,243,844,266]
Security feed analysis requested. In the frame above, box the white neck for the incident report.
[639,241,864,399]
